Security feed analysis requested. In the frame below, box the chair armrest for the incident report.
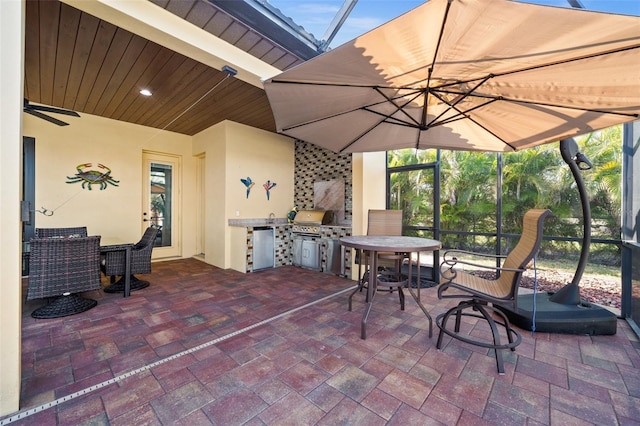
[441,257,526,274]
[442,249,507,261]
[441,249,523,274]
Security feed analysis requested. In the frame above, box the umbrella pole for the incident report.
[500,139,615,335]
[549,138,591,305]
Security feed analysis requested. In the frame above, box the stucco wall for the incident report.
[193,120,295,269]
[22,111,196,254]
[22,112,295,271]
[0,0,24,416]
[350,151,387,280]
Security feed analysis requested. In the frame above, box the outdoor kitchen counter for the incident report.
[228,221,288,273]
[228,220,352,274]
[227,219,351,229]
[228,218,289,227]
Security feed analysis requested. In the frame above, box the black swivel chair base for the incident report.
[103,275,150,293]
[436,299,521,375]
[31,294,98,319]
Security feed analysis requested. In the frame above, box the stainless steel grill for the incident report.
[291,210,333,235]
[291,210,332,271]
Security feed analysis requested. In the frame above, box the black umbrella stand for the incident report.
[501,138,617,335]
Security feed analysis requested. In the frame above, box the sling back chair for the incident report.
[436,208,551,374]
[101,227,159,293]
[349,209,408,311]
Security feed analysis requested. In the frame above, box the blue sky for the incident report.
[269,0,640,48]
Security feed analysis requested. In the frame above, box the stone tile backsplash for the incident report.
[294,140,352,224]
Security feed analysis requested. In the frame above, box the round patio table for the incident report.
[340,235,441,339]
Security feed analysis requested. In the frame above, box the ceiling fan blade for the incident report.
[24,109,70,126]
[28,104,80,117]
[23,99,80,117]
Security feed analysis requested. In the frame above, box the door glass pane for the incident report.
[150,162,172,247]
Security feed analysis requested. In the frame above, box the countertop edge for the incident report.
[228,218,351,229]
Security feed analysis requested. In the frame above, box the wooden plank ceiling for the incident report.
[24,0,309,135]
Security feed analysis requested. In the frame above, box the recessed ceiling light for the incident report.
[140,89,152,96]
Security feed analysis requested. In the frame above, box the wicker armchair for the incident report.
[35,226,88,238]
[27,235,101,318]
[436,209,551,374]
[101,227,159,293]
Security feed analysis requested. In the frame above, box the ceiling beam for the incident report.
[60,0,281,88]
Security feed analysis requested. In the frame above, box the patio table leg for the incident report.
[406,251,433,337]
[361,250,378,339]
[124,246,131,297]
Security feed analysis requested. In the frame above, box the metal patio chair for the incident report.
[436,208,551,374]
[349,209,408,311]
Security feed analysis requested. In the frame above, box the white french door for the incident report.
[142,151,181,259]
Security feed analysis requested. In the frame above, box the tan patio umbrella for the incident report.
[263,0,640,153]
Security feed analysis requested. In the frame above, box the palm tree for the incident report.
[501,144,561,229]
[439,150,497,249]
[579,126,622,240]
[388,127,623,265]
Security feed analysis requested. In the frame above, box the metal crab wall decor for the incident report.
[66,163,120,190]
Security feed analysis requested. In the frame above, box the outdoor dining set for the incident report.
[25,208,555,374]
[343,208,551,374]
[26,226,158,319]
